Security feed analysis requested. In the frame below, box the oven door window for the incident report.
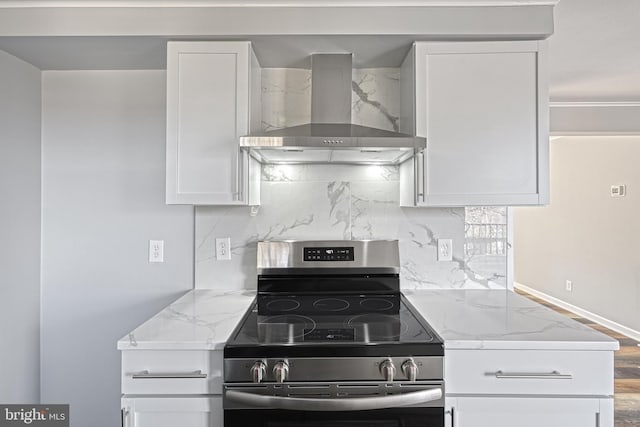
[225,408,444,427]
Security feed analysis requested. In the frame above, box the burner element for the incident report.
[346,314,409,339]
[312,298,350,312]
[265,298,301,312]
[258,315,317,341]
[359,298,395,311]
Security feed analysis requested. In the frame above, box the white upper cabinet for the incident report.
[166,41,261,205]
[400,41,549,207]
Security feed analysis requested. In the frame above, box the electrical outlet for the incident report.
[565,280,573,292]
[437,239,453,262]
[149,240,164,263]
[216,237,232,261]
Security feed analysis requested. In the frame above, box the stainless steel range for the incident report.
[223,240,445,427]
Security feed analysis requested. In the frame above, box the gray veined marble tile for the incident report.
[195,206,260,290]
[350,181,401,240]
[398,207,468,289]
[352,68,401,132]
[257,181,351,241]
[261,68,311,131]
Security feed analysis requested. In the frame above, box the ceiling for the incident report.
[0,0,638,102]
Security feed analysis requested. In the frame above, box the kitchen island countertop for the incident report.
[404,289,619,351]
[118,289,619,351]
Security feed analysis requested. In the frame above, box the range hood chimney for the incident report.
[240,53,426,165]
[311,54,352,125]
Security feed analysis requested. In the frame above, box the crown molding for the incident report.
[551,101,640,108]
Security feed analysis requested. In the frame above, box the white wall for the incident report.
[515,136,640,334]
[0,50,41,403]
[40,71,193,427]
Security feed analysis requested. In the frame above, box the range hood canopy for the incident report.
[240,53,426,165]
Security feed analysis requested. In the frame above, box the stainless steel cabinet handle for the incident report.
[494,370,572,379]
[445,408,456,427]
[132,370,207,379]
[225,388,442,411]
[121,408,130,427]
[232,149,246,202]
[416,151,425,203]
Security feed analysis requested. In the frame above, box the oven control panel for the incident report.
[224,356,443,383]
[304,246,354,262]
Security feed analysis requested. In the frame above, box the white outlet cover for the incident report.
[437,239,453,262]
[216,237,232,261]
[149,240,164,263]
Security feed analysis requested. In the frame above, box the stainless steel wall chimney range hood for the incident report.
[240,54,426,165]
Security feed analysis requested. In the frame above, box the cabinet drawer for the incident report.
[122,396,222,427]
[122,350,222,395]
[445,349,613,396]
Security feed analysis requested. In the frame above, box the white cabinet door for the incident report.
[400,41,548,207]
[166,41,261,205]
[451,396,601,427]
[122,396,222,427]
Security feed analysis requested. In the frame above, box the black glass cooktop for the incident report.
[225,295,443,358]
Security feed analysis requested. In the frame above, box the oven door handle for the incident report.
[225,388,442,411]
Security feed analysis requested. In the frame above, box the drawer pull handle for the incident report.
[494,370,572,380]
[132,370,207,379]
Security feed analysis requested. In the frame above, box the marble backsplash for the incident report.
[194,68,506,290]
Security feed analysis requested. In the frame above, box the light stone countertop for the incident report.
[118,289,619,351]
[403,289,619,351]
[117,289,255,350]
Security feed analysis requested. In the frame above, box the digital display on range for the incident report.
[303,328,355,341]
[304,247,355,262]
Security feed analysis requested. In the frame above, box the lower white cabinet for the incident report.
[444,349,615,427]
[446,396,612,427]
[121,396,222,427]
[121,350,224,427]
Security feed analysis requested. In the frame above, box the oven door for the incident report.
[224,382,444,427]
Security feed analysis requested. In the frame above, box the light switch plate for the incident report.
[437,239,453,262]
[565,280,573,292]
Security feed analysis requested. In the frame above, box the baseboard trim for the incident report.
[514,282,640,342]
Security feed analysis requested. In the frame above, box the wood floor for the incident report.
[516,289,640,426]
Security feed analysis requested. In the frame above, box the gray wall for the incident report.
[0,50,41,403]
[514,136,640,333]
[40,70,193,427]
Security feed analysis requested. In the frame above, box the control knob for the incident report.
[250,360,266,383]
[402,359,419,382]
[273,360,289,383]
[379,359,396,382]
